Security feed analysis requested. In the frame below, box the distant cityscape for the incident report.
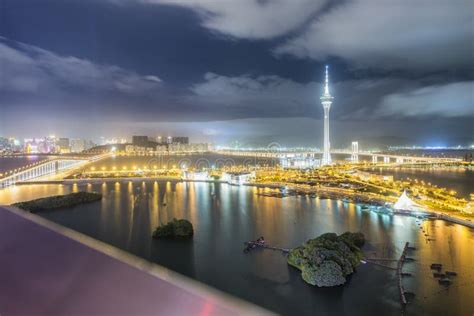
[0,135,212,155]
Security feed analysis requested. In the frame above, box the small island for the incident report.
[13,192,102,213]
[287,232,365,287]
[152,218,194,239]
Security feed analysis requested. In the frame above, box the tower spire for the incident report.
[324,65,330,95]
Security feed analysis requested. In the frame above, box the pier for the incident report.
[397,242,410,305]
[364,241,411,306]
[243,237,290,254]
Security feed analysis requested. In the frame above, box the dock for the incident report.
[397,242,410,305]
[364,241,412,306]
[243,237,290,254]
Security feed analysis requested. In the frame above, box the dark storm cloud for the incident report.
[189,72,474,119]
[139,0,328,39]
[0,37,162,96]
[134,0,473,73]
[275,0,474,72]
[378,81,474,117]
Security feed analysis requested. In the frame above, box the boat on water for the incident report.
[431,263,442,270]
[446,271,457,276]
[439,277,452,285]
[243,236,265,253]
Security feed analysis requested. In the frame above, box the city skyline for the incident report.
[1,3,474,314]
[1,0,473,147]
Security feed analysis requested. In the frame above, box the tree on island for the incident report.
[287,232,365,287]
[152,218,194,239]
[13,192,102,213]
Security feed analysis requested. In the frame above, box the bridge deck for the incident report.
[0,206,267,316]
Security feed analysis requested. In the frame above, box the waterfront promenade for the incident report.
[0,206,269,316]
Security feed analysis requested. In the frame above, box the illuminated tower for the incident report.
[320,65,333,165]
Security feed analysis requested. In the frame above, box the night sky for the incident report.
[0,0,473,148]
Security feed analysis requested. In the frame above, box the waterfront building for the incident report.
[221,171,255,185]
[354,171,393,182]
[320,65,333,166]
[126,145,154,153]
[280,154,319,169]
[182,171,210,181]
[156,145,168,153]
[168,143,210,153]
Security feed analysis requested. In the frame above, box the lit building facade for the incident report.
[221,171,255,185]
[280,154,319,169]
[70,139,86,153]
[351,141,359,162]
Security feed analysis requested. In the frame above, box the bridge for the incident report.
[0,154,109,188]
[214,150,461,164]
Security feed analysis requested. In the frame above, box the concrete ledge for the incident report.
[0,206,271,315]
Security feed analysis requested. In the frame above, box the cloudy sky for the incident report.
[0,0,473,148]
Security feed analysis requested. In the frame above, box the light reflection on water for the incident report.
[1,182,473,316]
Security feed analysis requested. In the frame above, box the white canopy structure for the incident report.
[394,190,419,211]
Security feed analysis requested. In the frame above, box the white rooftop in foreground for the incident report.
[0,206,271,316]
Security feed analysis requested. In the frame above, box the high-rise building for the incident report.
[351,141,359,162]
[171,137,189,144]
[320,65,333,166]
[70,139,86,153]
[132,136,149,147]
[57,138,70,153]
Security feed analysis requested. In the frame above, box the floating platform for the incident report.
[430,263,442,270]
[439,278,452,286]
[243,237,290,254]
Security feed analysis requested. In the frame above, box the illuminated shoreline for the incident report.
[13,175,474,229]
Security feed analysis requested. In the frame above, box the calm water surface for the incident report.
[1,181,473,316]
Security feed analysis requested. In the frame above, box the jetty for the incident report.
[243,237,290,254]
[397,242,410,305]
[364,241,412,306]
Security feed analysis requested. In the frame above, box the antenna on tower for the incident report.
[324,65,330,95]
